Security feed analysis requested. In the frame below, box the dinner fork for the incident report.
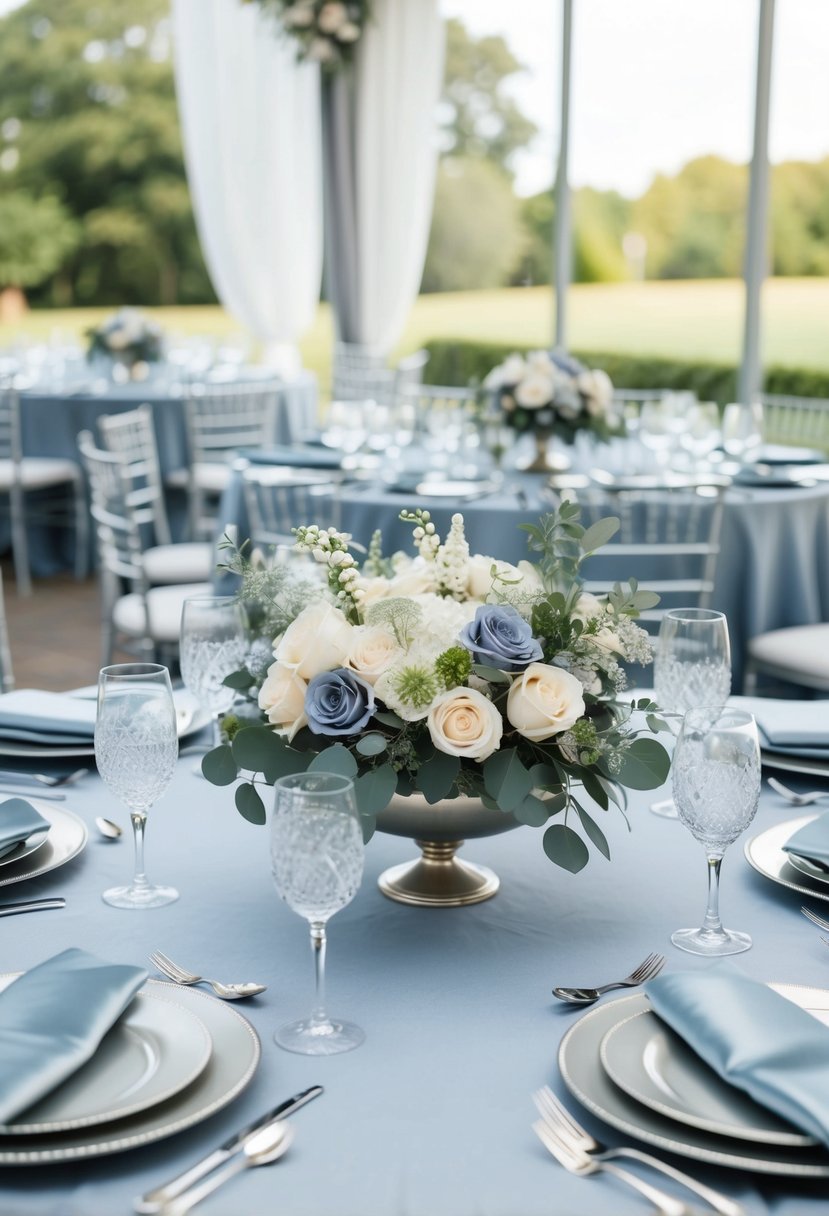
[532,1087,744,1216]
[801,906,829,933]
[553,952,665,1004]
[532,1116,696,1216]
[767,777,829,807]
[149,951,267,1000]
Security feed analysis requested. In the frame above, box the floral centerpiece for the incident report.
[247,1,367,66]
[204,504,669,905]
[484,350,620,472]
[86,309,163,381]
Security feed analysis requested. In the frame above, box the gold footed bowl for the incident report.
[375,794,519,908]
[521,430,571,474]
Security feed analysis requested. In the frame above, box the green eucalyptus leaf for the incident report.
[580,517,620,553]
[201,745,238,786]
[513,792,551,827]
[373,709,406,729]
[235,782,266,825]
[579,768,609,811]
[308,744,359,778]
[262,743,308,785]
[222,668,255,690]
[543,823,590,873]
[355,763,397,815]
[573,800,611,859]
[483,748,532,812]
[470,663,512,685]
[232,726,280,773]
[360,814,377,844]
[356,732,387,757]
[608,737,671,790]
[529,762,563,792]
[418,751,461,804]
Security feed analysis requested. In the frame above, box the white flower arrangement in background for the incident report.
[247,0,368,66]
[484,349,621,444]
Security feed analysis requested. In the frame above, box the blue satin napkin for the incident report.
[731,696,829,759]
[646,966,829,1147]
[0,948,147,1124]
[0,798,49,859]
[782,814,829,867]
[0,689,97,745]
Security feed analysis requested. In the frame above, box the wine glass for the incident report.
[722,402,764,463]
[270,772,365,1055]
[95,663,179,909]
[179,596,248,752]
[671,707,760,955]
[652,608,731,818]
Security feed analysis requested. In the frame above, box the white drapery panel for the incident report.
[172,0,322,373]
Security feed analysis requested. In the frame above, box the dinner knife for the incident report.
[0,898,65,916]
[0,787,65,802]
[134,1084,323,1213]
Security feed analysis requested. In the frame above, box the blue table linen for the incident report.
[646,966,829,1147]
[0,798,49,859]
[0,948,147,1124]
[240,445,342,470]
[0,690,96,745]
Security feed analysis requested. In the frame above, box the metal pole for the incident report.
[738,0,775,405]
[553,0,573,350]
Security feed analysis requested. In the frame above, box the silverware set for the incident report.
[149,950,267,1000]
[0,896,65,917]
[553,952,665,1005]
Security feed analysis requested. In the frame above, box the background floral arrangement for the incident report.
[484,349,620,444]
[86,308,163,367]
[204,503,670,874]
[247,1,368,66]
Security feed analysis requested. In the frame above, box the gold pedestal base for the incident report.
[521,432,571,473]
[377,840,500,908]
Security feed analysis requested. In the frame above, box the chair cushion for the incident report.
[748,624,829,680]
[164,464,230,494]
[0,458,80,490]
[142,543,214,586]
[112,583,213,643]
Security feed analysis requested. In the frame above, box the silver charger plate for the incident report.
[0,983,212,1134]
[0,803,86,889]
[744,814,829,903]
[0,980,260,1163]
[559,985,829,1177]
[785,850,829,885]
[0,826,50,869]
[600,1008,815,1147]
[762,750,829,779]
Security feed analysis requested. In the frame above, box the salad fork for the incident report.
[149,951,266,1000]
[767,778,829,807]
[533,1087,744,1216]
[553,952,665,1004]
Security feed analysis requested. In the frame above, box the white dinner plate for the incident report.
[785,849,829,886]
[744,814,829,903]
[762,750,829,780]
[559,985,829,1177]
[0,802,86,889]
[0,980,260,1163]
[0,982,212,1134]
[600,1008,816,1147]
[0,826,50,870]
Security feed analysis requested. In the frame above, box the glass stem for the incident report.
[130,811,150,894]
[702,852,724,936]
[309,921,330,1030]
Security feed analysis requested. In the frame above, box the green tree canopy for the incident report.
[0,192,79,289]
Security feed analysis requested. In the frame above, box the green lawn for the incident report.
[3,278,828,390]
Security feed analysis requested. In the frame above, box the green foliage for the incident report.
[434,645,472,690]
[518,187,631,287]
[0,193,79,289]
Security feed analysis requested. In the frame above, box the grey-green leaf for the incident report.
[232,726,280,774]
[484,748,533,812]
[610,737,671,790]
[355,763,398,816]
[470,663,512,685]
[543,824,590,873]
[235,782,266,825]
[580,516,620,553]
[513,792,551,827]
[355,732,387,757]
[202,745,238,786]
[418,751,460,804]
[308,744,359,778]
[222,668,254,690]
[574,801,611,860]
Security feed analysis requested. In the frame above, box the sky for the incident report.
[2,0,829,198]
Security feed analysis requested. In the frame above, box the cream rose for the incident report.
[427,687,503,763]
[346,626,403,685]
[515,372,554,410]
[353,575,393,609]
[591,625,625,656]
[466,554,543,599]
[483,353,527,390]
[275,602,352,680]
[318,1,347,33]
[258,663,307,733]
[507,662,585,742]
[389,557,438,597]
[573,592,604,622]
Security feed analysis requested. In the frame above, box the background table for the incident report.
[0,756,827,1214]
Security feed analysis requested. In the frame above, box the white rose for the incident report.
[573,592,604,622]
[284,2,315,27]
[516,560,544,592]
[466,554,542,600]
[346,626,403,686]
[335,20,360,41]
[484,354,527,390]
[507,662,585,742]
[526,350,555,375]
[427,687,503,763]
[578,368,614,417]
[592,625,625,656]
[317,1,347,33]
[308,36,336,61]
[389,557,438,597]
[353,575,393,609]
[106,329,130,351]
[515,372,554,410]
[275,602,352,680]
[258,663,307,733]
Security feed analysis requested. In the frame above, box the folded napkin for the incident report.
[240,445,342,471]
[0,948,147,1125]
[646,966,829,1147]
[0,689,97,745]
[0,798,49,859]
[730,696,829,757]
[782,814,829,867]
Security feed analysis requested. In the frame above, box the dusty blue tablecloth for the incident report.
[0,753,825,1214]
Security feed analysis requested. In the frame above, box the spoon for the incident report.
[165,1119,294,1215]
[767,777,829,807]
[95,817,123,840]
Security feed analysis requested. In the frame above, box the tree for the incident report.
[0,193,78,290]
[518,187,631,286]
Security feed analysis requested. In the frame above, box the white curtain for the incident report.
[172,0,323,373]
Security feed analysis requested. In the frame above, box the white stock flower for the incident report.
[318,1,347,33]
[427,686,503,763]
[258,663,307,734]
[346,626,403,686]
[507,662,585,742]
[515,372,554,410]
[275,602,352,680]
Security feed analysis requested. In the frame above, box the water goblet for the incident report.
[671,707,761,955]
[95,663,179,909]
[652,608,731,818]
[270,772,365,1055]
[722,402,764,463]
[180,596,248,753]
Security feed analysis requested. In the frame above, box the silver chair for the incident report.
[331,340,396,406]
[758,393,829,450]
[78,431,211,665]
[0,569,14,691]
[0,384,88,596]
[177,381,282,540]
[97,406,212,585]
[241,465,342,552]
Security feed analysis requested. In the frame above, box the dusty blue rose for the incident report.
[459,604,543,673]
[305,668,375,737]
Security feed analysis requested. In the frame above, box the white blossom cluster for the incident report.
[292,523,363,608]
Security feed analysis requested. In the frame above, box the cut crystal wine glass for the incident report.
[270,772,365,1055]
[652,608,731,819]
[671,707,760,955]
[95,663,179,909]
[179,596,247,752]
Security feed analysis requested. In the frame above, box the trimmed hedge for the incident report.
[422,338,829,405]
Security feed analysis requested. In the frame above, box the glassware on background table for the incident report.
[652,608,731,819]
[179,596,248,753]
[95,663,179,909]
[722,401,764,463]
[270,772,365,1055]
[680,401,721,468]
[321,399,368,455]
[671,707,760,955]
